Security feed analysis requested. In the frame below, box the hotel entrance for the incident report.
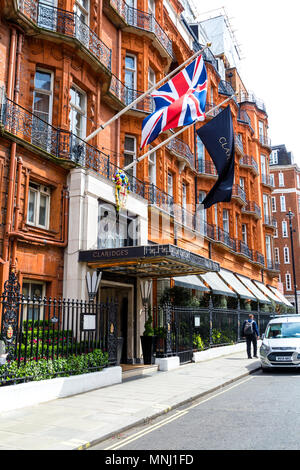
[100,279,135,364]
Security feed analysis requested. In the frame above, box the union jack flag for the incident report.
[141,55,207,149]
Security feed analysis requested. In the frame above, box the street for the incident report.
[91,369,300,451]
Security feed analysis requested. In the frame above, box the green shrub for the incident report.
[0,349,109,386]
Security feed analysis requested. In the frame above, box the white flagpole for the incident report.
[122,93,236,172]
[84,43,212,143]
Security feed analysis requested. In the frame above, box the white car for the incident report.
[260,315,300,371]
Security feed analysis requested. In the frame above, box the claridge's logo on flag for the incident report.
[141,55,207,149]
[196,105,235,209]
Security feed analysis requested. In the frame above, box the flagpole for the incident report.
[84,43,212,143]
[122,93,237,172]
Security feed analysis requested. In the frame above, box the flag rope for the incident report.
[122,93,237,172]
[84,43,212,143]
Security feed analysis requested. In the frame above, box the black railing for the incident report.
[217,227,236,251]
[197,159,217,176]
[0,97,146,199]
[242,201,261,218]
[153,302,274,364]
[254,251,265,266]
[146,183,174,215]
[240,155,259,174]
[166,137,194,168]
[236,240,253,260]
[18,0,112,71]
[232,184,247,204]
[110,0,172,57]
[0,273,120,385]
[109,75,154,113]
[238,91,267,113]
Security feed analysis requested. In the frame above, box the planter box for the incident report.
[155,356,180,371]
[192,342,249,362]
[0,366,122,413]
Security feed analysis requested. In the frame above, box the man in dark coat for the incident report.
[242,313,260,359]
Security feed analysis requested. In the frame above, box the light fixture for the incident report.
[86,270,102,301]
[140,280,152,307]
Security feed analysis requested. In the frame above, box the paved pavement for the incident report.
[0,348,261,450]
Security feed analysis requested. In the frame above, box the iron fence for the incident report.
[0,272,119,385]
[153,302,273,364]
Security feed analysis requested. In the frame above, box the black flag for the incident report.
[196,105,235,209]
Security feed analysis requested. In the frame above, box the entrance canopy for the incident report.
[79,244,219,278]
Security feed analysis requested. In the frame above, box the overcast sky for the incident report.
[194,0,299,164]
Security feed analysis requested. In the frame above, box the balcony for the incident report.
[17,0,112,73]
[266,259,280,273]
[253,251,265,267]
[197,159,217,178]
[193,43,218,71]
[104,0,172,60]
[218,80,236,99]
[216,227,236,251]
[236,240,253,260]
[261,174,274,188]
[263,215,277,230]
[234,134,244,156]
[242,201,261,219]
[205,102,223,119]
[146,183,174,216]
[238,109,254,133]
[237,91,267,114]
[231,184,247,205]
[106,75,154,114]
[259,134,272,149]
[239,155,259,175]
[0,96,146,199]
[166,138,195,170]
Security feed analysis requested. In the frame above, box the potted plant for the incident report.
[140,311,156,365]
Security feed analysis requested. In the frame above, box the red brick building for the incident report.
[270,145,300,310]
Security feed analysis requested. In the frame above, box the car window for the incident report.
[266,322,300,339]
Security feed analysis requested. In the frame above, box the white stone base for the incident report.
[155,356,180,371]
[192,342,253,362]
[0,366,122,413]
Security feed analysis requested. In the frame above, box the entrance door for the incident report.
[120,297,128,363]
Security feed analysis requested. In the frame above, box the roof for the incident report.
[269,315,300,324]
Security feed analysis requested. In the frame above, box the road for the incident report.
[90,369,300,451]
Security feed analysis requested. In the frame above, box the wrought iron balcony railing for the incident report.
[109,0,172,57]
[259,134,272,148]
[166,138,195,169]
[18,0,112,71]
[109,75,154,113]
[216,227,236,251]
[193,42,218,71]
[238,91,267,113]
[232,184,247,204]
[218,80,237,101]
[242,201,261,218]
[146,183,174,215]
[266,259,280,271]
[0,96,146,199]
[263,215,277,228]
[234,134,244,154]
[261,174,274,187]
[236,240,253,260]
[240,155,259,174]
[238,109,254,132]
[197,159,217,177]
[254,251,265,266]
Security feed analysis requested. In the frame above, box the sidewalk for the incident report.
[0,347,261,450]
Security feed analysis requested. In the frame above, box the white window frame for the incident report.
[125,54,137,104]
[70,84,87,139]
[33,69,54,124]
[124,135,137,178]
[274,220,278,238]
[148,149,156,185]
[270,150,278,165]
[286,273,292,291]
[22,280,47,321]
[282,220,288,238]
[27,182,51,230]
[284,246,290,264]
[274,247,280,264]
[223,209,229,233]
[265,235,272,261]
[269,174,275,187]
[279,172,284,187]
[280,195,286,212]
[271,196,276,212]
[167,172,173,197]
[242,223,247,244]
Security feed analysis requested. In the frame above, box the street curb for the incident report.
[76,363,262,451]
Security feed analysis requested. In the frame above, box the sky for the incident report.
[192,0,300,164]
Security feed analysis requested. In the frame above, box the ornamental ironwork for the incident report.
[1,271,21,361]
